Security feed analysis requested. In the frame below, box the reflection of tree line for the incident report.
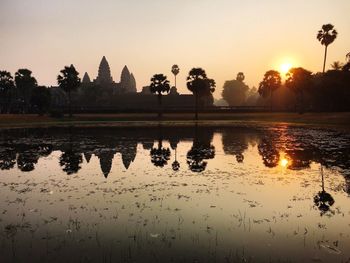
[0,127,349,180]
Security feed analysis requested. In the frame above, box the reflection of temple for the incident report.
[1,127,350,186]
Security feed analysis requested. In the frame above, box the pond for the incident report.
[0,125,349,263]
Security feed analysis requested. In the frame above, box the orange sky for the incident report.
[0,0,349,98]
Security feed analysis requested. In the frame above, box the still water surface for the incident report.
[0,125,349,262]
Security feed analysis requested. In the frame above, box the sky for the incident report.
[0,0,349,98]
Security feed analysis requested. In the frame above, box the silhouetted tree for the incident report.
[171,65,180,90]
[317,24,338,73]
[186,68,215,120]
[30,86,51,115]
[15,69,37,113]
[258,70,281,111]
[150,74,170,119]
[0,71,15,113]
[285,67,313,113]
[222,72,249,106]
[57,65,81,117]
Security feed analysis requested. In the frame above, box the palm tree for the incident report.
[171,65,180,89]
[258,70,281,111]
[317,24,338,73]
[346,52,350,62]
[57,65,81,117]
[186,68,215,120]
[149,74,170,119]
[15,69,37,113]
[330,61,343,70]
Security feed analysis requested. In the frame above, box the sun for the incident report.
[280,62,292,75]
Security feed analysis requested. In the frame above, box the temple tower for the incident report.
[95,56,113,84]
[82,72,91,84]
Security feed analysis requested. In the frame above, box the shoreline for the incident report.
[0,112,349,131]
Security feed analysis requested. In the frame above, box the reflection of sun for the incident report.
[280,158,289,168]
[280,63,292,75]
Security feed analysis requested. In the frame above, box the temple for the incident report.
[82,56,137,94]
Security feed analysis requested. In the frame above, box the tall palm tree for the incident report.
[317,24,338,73]
[150,74,170,119]
[186,68,215,120]
[171,65,180,90]
[258,70,281,111]
[57,64,81,117]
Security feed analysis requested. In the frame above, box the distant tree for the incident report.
[330,61,343,70]
[317,24,338,73]
[57,65,81,117]
[15,69,37,113]
[343,52,350,72]
[171,65,180,89]
[186,68,215,120]
[236,72,245,82]
[245,86,259,106]
[150,74,170,119]
[258,70,281,110]
[0,71,15,113]
[285,67,313,113]
[222,72,249,106]
[30,86,51,115]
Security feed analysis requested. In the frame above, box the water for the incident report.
[0,125,349,263]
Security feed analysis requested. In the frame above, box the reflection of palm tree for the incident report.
[186,125,215,172]
[172,147,180,171]
[59,130,82,175]
[150,139,170,167]
[59,150,83,175]
[317,24,338,73]
[150,126,171,167]
[314,166,335,216]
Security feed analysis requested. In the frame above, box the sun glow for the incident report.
[280,62,292,75]
[280,158,289,168]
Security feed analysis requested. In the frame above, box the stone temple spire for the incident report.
[82,72,91,84]
[95,56,113,84]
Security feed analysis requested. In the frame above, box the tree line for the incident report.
[221,24,350,112]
